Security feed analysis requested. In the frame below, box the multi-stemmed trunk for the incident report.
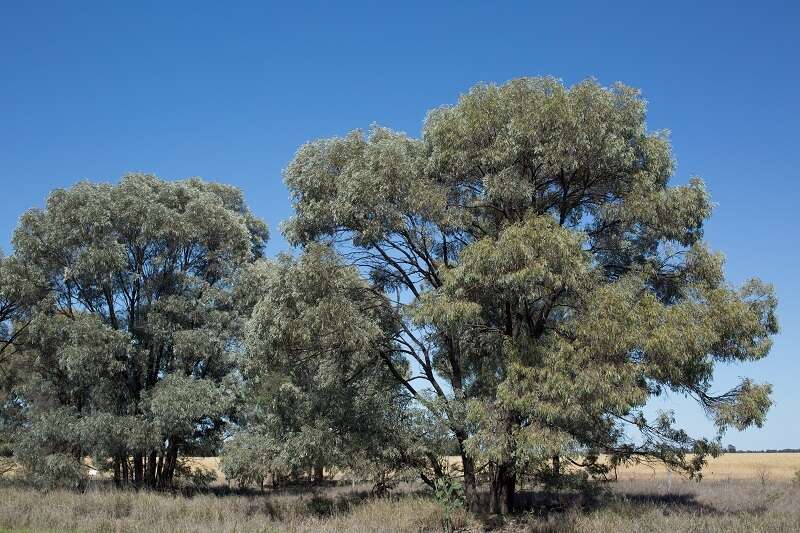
[490,461,516,514]
[457,448,517,514]
[111,439,180,489]
[490,414,518,514]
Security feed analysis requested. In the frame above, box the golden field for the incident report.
[436,454,800,482]
[606,453,800,481]
[6,452,799,485]
[183,453,800,486]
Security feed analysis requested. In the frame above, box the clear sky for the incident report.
[1,1,797,449]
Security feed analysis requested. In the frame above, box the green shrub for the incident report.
[433,477,465,532]
[27,453,83,489]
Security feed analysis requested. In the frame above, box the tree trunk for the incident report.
[133,453,144,487]
[113,457,122,488]
[156,439,179,488]
[490,461,516,514]
[500,463,516,514]
[122,457,129,485]
[164,443,179,485]
[155,453,164,482]
[461,451,480,512]
[453,430,479,511]
[146,450,157,487]
[313,463,324,484]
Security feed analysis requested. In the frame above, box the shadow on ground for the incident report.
[473,485,773,531]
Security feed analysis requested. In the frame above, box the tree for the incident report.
[279,77,778,512]
[0,251,35,477]
[7,174,267,488]
[226,246,429,491]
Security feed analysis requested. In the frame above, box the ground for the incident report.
[1,454,799,532]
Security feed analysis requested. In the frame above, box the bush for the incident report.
[0,456,14,478]
[220,430,275,490]
[173,459,217,489]
[433,477,465,532]
[27,453,84,489]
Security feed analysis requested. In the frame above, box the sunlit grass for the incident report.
[2,453,800,532]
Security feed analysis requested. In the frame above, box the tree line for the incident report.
[726,447,800,454]
[0,77,778,514]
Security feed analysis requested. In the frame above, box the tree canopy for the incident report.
[275,77,778,512]
[4,174,267,488]
[0,78,779,516]
[223,246,420,490]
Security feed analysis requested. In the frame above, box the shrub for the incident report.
[433,476,465,532]
[220,430,275,490]
[27,453,84,489]
[173,459,217,489]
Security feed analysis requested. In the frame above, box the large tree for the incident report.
[276,77,778,512]
[224,246,435,491]
[8,174,267,488]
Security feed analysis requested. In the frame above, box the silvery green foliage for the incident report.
[7,174,267,488]
[0,254,18,460]
[281,78,778,512]
[220,426,277,490]
[145,374,232,438]
[230,246,426,489]
[0,251,41,472]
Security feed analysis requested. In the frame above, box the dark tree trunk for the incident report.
[122,457,130,485]
[313,463,324,484]
[156,453,164,481]
[146,450,157,487]
[456,433,480,513]
[133,453,144,487]
[113,457,122,488]
[490,462,516,514]
[500,464,516,514]
[162,441,179,486]
[463,454,480,511]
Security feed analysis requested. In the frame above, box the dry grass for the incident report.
[0,482,473,533]
[0,478,799,532]
[559,478,800,533]
[2,454,799,532]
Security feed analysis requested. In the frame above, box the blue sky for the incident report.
[1,1,797,449]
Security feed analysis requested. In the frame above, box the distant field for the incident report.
[606,453,800,481]
[6,453,798,486]
[187,453,800,487]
